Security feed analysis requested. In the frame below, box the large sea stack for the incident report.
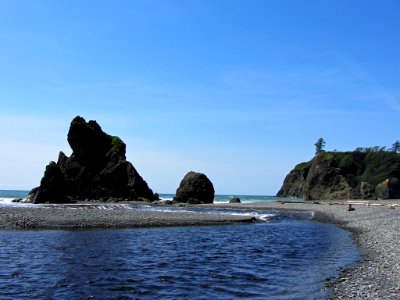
[173,171,215,204]
[277,151,400,200]
[28,116,157,203]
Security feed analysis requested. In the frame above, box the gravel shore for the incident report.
[0,204,255,230]
[2,200,400,299]
[210,200,400,299]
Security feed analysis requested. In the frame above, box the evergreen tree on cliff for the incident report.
[391,141,400,153]
[314,137,326,154]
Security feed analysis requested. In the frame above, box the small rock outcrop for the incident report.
[375,178,400,200]
[229,197,241,203]
[277,151,400,200]
[28,116,157,203]
[173,171,215,204]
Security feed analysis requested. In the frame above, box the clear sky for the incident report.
[0,0,399,194]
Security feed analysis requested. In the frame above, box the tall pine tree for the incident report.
[391,141,400,153]
[315,138,326,154]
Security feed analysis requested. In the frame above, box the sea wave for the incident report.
[137,205,276,222]
[0,194,278,222]
[229,212,275,222]
[0,197,15,204]
[0,197,37,208]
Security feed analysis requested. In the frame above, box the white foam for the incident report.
[140,207,195,214]
[0,197,276,222]
[0,197,14,204]
[226,212,275,222]
[65,204,137,210]
[0,197,38,208]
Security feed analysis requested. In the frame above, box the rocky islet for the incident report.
[28,116,216,204]
[173,171,215,204]
[28,117,157,203]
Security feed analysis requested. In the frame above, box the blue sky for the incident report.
[0,0,399,194]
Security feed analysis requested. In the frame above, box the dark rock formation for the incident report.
[302,155,352,200]
[28,116,157,203]
[276,162,311,198]
[229,197,241,203]
[277,151,400,200]
[375,178,400,200]
[173,171,215,204]
[29,161,67,203]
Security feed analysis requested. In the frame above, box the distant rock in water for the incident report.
[28,116,157,203]
[173,171,215,204]
[277,151,400,200]
[229,197,241,203]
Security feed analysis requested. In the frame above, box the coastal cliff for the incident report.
[28,116,157,203]
[277,151,400,200]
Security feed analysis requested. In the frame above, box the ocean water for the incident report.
[0,190,36,208]
[0,191,300,205]
[159,193,302,203]
[0,190,359,299]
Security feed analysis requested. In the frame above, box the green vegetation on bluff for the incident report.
[319,150,400,187]
[278,141,400,200]
[110,135,126,156]
[294,161,312,172]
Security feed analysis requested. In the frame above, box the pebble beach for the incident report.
[311,200,400,299]
[212,200,400,299]
[0,204,255,230]
[1,199,400,299]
